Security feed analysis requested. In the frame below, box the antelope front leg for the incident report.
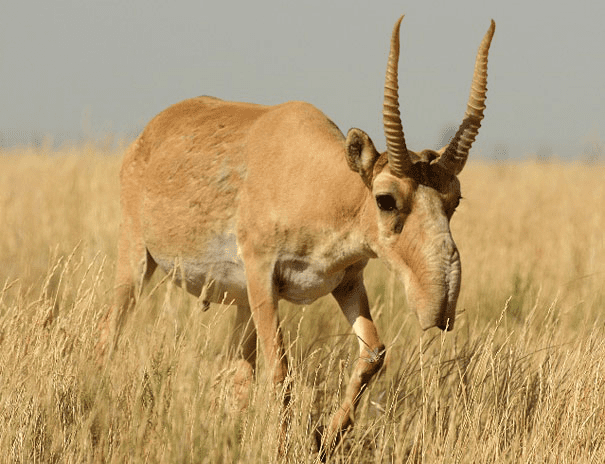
[242,257,291,454]
[322,266,385,454]
[245,282,288,389]
[228,305,257,411]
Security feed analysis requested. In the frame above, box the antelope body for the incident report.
[105,16,495,453]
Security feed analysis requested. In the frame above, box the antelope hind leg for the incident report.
[97,229,156,360]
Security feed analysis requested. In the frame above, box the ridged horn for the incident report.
[383,15,411,178]
[436,20,496,175]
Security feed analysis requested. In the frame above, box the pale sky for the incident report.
[1,0,604,159]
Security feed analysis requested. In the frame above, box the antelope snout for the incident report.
[416,241,461,332]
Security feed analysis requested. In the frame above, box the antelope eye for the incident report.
[376,194,397,212]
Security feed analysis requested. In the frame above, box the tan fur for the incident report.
[101,17,494,457]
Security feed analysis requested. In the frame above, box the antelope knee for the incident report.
[361,343,386,380]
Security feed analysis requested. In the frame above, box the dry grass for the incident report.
[0,146,604,463]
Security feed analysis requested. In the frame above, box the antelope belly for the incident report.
[149,233,248,305]
[277,259,345,305]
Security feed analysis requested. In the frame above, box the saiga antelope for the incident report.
[101,15,495,455]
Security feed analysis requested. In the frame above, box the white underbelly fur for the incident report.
[149,233,346,307]
[150,232,248,305]
[276,258,345,305]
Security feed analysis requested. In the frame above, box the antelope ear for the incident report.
[345,128,380,188]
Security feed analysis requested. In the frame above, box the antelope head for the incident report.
[347,16,495,330]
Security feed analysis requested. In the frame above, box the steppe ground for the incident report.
[0,144,604,463]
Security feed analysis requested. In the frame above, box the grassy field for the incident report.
[0,145,604,463]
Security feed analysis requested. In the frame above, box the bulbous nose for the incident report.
[418,305,455,331]
[416,235,461,331]
[436,317,454,332]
